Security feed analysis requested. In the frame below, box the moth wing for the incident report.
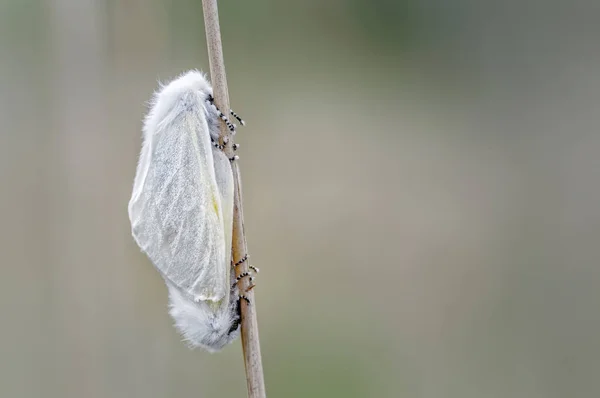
[129,110,228,303]
[212,147,235,286]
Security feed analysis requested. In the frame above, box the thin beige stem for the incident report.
[201,1,266,397]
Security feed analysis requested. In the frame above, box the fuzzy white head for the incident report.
[128,70,240,351]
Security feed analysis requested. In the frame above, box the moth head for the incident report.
[144,70,213,133]
[162,69,212,98]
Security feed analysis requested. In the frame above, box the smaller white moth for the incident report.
[128,70,249,352]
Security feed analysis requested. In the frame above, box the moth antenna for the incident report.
[249,265,259,273]
[230,109,245,126]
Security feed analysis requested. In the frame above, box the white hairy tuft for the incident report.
[166,281,240,352]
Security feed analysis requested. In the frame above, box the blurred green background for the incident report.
[1,1,600,397]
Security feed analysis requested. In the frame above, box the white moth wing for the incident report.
[129,99,229,303]
[212,147,234,291]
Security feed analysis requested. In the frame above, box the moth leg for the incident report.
[235,272,254,284]
[210,137,224,150]
[232,254,257,291]
[239,295,251,305]
[231,272,254,291]
[231,272,257,291]
[206,95,236,133]
[211,136,236,160]
[234,255,258,273]
[230,109,245,126]
[210,136,234,156]
[234,254,248,267]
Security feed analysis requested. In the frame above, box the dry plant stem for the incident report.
[201,1,266,397]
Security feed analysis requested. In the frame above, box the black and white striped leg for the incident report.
[234,254,248,267]
[211,136,234,157]
[239,295,251,305]
[231,277,256,292]
[232,254,258,291]
[233,255,257,275]
[230,109,245,126]
[206,95,237,133]
[210,137,224,150]
[235,272,254,284]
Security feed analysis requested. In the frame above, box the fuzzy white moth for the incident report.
[128,70,242,352]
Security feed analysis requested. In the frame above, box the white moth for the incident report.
[128,70,244,352]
